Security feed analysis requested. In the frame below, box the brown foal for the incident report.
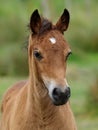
[0,9,77,130]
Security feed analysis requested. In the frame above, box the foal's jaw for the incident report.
[42,77,71,106]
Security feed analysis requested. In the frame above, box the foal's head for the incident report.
[29,9,72,106]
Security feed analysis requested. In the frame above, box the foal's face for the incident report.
[29,9,71,106]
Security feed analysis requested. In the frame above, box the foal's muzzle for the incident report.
[52,87,71,106]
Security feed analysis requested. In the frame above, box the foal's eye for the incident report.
[65,52,72,61]
[33,50,43,60]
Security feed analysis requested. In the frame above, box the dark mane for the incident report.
[38,18,52,35]
[28,18,52,35]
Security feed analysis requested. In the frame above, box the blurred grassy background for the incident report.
[0,0,98,130]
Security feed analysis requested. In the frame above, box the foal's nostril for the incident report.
[52,88,61,101]
[65,87,71,98]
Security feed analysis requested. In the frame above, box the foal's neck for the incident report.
[27,75,59,124]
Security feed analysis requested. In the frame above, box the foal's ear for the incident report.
[56,9,70,33]
[30,9,41,34]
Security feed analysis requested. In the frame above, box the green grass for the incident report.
[67,53,98,129]
[77,118,98,130]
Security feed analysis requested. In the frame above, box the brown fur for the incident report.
[0,9,77,130]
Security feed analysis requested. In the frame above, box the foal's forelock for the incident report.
[28,19,52,36]
[38,19,52,35]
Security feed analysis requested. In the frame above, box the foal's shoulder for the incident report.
[1,80,27,112]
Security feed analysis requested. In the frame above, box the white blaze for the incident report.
[49,37,56,44]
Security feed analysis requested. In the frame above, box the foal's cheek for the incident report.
[36,62,46,75]
[37,60,48,71]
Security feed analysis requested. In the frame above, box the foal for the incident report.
[0,9,77,130]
